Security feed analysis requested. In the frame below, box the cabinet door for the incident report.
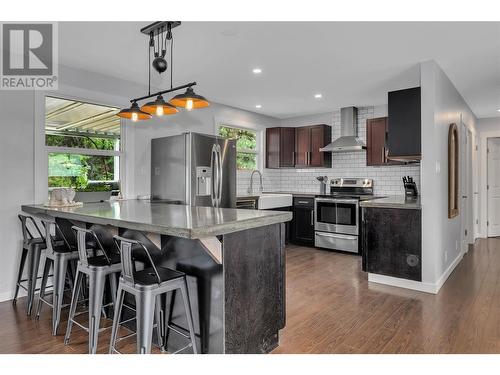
[279,127,296,167]
[364,207,422,281]
[266,127,280,169]
[366,117,388,166]
[387,87,421,159]
[309,125,331,167]
[295,127,310,167]
[292,207,315,245]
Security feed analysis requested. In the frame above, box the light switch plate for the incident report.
[435,161,441,174]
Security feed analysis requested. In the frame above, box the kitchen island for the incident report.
[22,200,292,354]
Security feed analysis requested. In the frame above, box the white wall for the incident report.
[0,92,36,301]
[420,60,478,291]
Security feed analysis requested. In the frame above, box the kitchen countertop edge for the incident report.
[359,195,421,210]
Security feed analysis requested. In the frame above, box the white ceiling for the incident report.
[59,22,500,119]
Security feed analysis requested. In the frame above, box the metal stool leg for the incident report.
[154,295,164,350]
[36,256,51,319]
[108,273,118,318]
[88,271,106,354]
[179,278,198,354]
[136,291,155,354]
[109,284,124,354]
[26,245,43,315]
[164,289,176,347]
[64,270,83,345]
[52,257,68,335]
[13,248,28,304]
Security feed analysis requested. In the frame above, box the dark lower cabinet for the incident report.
[363,207,422,281]
[291,197,315,246]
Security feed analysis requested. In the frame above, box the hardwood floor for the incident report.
[0,237,499,354]
[273,237,500,353]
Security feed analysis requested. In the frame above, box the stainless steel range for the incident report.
[314,178,373,253]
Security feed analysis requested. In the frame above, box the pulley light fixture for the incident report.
[118,21,209,122]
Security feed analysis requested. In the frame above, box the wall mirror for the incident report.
[448,123,459,218]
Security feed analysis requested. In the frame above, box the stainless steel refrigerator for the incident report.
[151,132,237,208]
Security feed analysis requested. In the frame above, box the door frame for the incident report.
[460,121,471,252]
[479,129,500,237]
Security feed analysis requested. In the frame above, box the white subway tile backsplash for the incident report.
[236,106,420,197]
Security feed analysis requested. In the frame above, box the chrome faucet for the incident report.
[248,170,263,195]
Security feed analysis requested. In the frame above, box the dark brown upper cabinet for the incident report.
[266,127,296,168]
[366,117,403,166]
[366,117,388,166]
[294,124,332,168]
[386,87,421,162]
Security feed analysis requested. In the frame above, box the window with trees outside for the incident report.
[218,125,259,170]
[45,96,121,193]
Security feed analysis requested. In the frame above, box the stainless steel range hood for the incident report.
[320,106,366,153]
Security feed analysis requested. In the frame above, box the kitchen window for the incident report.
[218,125,259,170]
[45,96,122,193]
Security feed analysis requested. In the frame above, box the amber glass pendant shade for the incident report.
[117,102,152,121]
[141,95,179,116]
[169,87,210,110]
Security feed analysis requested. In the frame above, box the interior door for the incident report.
[487,138,500,237]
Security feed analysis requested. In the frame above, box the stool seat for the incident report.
[110,235,198,354]
[86,253,121,268]
[133,267,184,287]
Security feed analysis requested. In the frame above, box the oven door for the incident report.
[314,198,359,235]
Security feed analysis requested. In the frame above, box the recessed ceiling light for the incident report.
[314,93,323,99]
[255,104,262,109]
[497,108,500,112]
[252,68,262,74]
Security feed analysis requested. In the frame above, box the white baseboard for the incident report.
[368,251,464,295]
[368,273,438,294]
[434,251,464,293]
[0,289,26,303]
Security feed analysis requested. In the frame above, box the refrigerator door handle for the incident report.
[210,144,218,207]
[216,144,223,207]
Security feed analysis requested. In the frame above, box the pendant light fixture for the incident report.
[118,21,209,122]
[170,87,210,111]
[117,101,152,122]
[141,95,179,116]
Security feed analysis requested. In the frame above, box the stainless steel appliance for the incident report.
[319,107,366,153]
[151,132,237,208]
[314,178,373,253]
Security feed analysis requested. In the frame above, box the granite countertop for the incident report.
[21,200,292,239]
[359,195,421,210]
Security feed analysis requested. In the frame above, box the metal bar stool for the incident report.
[64,225,122,353]
[14,214,48,315]
[36,218,79,335]
[109,236,197,354]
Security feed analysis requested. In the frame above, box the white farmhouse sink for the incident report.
[257,193,293,210]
